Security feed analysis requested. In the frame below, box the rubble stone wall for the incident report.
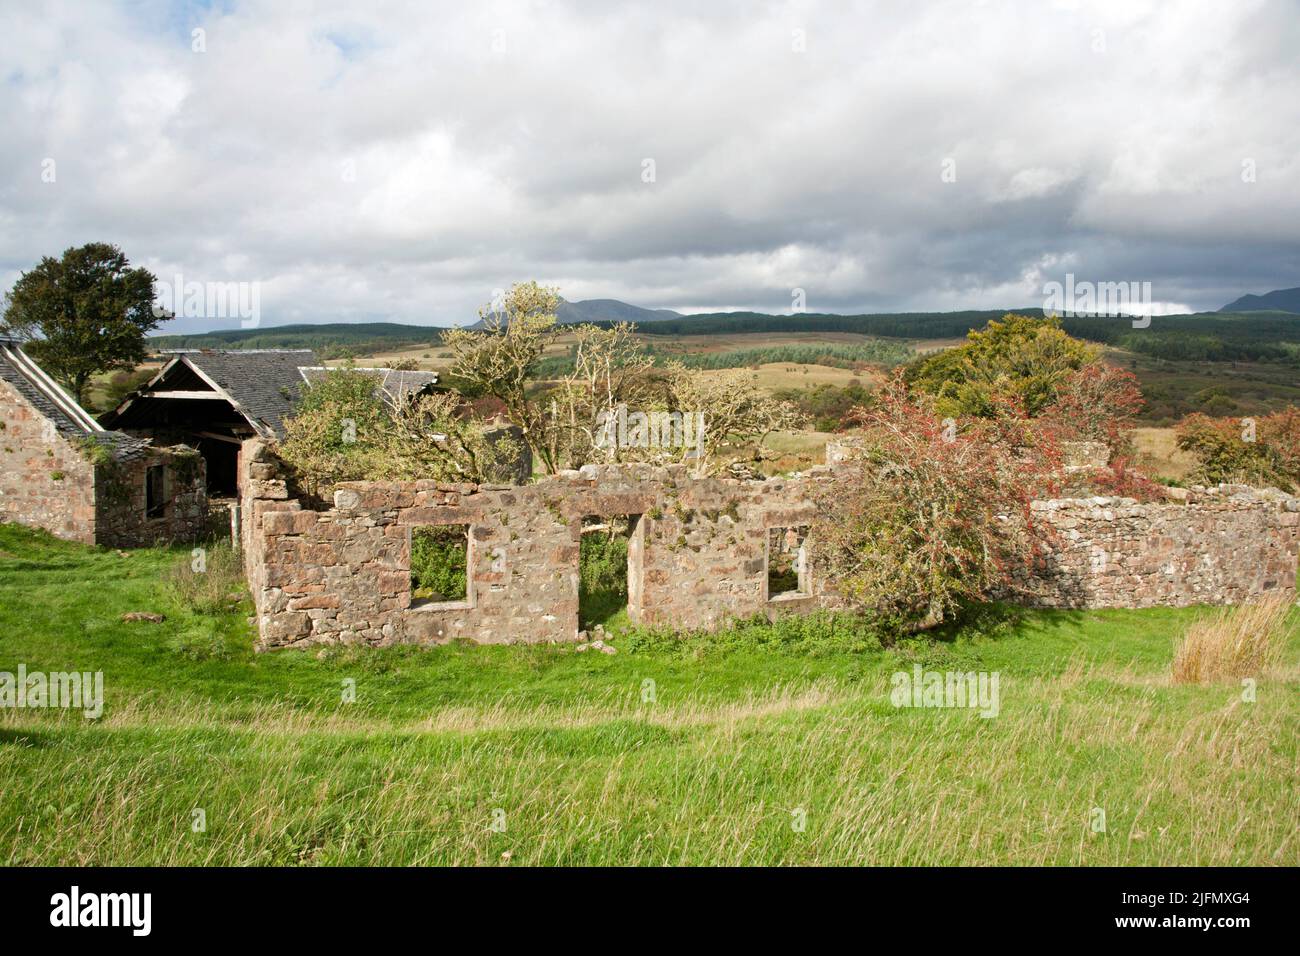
[94,447,210,548]
[239,440,1300,650]
[1015,487,1300,608]
[240,440,834,649]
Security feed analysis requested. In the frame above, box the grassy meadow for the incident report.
[1,522,1296,866]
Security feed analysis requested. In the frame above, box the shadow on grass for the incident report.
[932,601,1080,638]
[0,728,53,749]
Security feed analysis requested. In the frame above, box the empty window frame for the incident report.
[410,524,472,609]
[767,525,810,600]
[145,464,166,520]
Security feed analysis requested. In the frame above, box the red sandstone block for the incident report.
[377,570,409,593]
[288,594,341,610]
[397,506,478,525]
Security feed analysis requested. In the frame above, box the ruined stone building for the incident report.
[0,336,207,546]
[237,438,1300,650]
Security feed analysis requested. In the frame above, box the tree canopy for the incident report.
[1,243,166,403]
[904,313,1099,418]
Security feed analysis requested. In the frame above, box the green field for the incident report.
[1,522,1296,866]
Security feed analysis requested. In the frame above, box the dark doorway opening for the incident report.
[197,437,240,496]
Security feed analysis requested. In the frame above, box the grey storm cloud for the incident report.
[1,0,1297,332]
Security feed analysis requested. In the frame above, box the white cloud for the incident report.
[0,0,1296,331]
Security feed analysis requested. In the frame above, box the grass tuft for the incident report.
[1171,595,1291,685]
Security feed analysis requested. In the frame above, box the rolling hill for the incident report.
[555,298,680,324]
[1219,287,1300,313]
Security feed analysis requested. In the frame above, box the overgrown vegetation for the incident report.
[164,541,246,616]
[276,365,516,497]
[578,520,631,630]
[1174,407,1300,492]
[410,526,468,603]
[444,282,804,476]
[814,377,1059,631]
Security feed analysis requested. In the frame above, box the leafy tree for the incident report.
[1,243,165,403]
[904,314,1098,418]
[813,375,1058,630]
[443,282,565,472]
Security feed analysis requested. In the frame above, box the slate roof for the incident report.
[0,336,151,461]
[168,349,319,438]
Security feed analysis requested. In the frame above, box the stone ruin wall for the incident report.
[94,447,210,549]
[0,376,98,543]
[238,439,1300,650]
[1015,487,1300,608]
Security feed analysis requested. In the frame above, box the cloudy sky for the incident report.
[2,0,1297,332]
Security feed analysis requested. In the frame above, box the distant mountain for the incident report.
[1219,287,1300,313]
[555,298,680,324]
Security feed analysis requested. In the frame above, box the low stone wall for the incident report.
[239,439,1300,650]
[1016,487,1300,608]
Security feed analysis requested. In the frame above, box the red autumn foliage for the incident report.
[814,374,1059,630]
[1038,363,1144,454]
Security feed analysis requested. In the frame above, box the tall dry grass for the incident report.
[1171,595,1291,684]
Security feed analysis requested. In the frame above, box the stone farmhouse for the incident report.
[0,336,207,546]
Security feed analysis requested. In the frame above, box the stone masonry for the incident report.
[239,439,1300,650]
[1015,486,1300,608]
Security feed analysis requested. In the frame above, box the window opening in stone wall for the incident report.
[410,525,470,608]
[767,525,810,599]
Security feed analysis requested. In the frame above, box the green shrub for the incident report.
[411,526,467,602]
[580,530,628,595]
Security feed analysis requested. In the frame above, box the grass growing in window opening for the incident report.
[410,525,468,604]
[579,517,632,632]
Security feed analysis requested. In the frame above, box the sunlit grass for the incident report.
[1,521,1296,865]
